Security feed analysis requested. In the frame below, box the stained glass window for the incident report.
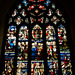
[31,25,44,74]
[58,24,72,75]
[2,25,16,74]
[46,25,58,74]
[16,25,29,75]
[1,0,73,75]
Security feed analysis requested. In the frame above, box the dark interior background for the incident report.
[0,0,75,74]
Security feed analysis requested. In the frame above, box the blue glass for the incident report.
[45,0,51,6]
[23,0,28,6]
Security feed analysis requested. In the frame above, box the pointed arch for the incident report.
[46,24,58,74]
[32,25,42,40]
[16,25,29,75]
[1,0,73,75]
[2,25,16,75]
[31,25,44,75]
[58,24,72,74]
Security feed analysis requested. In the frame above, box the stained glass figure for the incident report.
[31,25,44,75]
[31,61,44,75]
[58,24,72,75]
[16,25,29,75]
[46,25,58,74]
[2,25,16,75]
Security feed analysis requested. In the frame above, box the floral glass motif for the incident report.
[37,0,44,2]
[46,25,58,74]
[2,25,16,75]
[45,18,49,23]
[21,9,26,17]
[12,9,18,17]
[47,9,53,16]
[56,9,62,17]
[52,4,56,9]
[8,18,12,24]
[29,0,36,2]
[18,4,22,9]
[51,16,60,25]
[15,16,23,25]
[58,24,72,75]
[31,25,44,75]
[16,25,29,75]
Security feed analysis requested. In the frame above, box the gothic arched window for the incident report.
[1,0,72,75]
